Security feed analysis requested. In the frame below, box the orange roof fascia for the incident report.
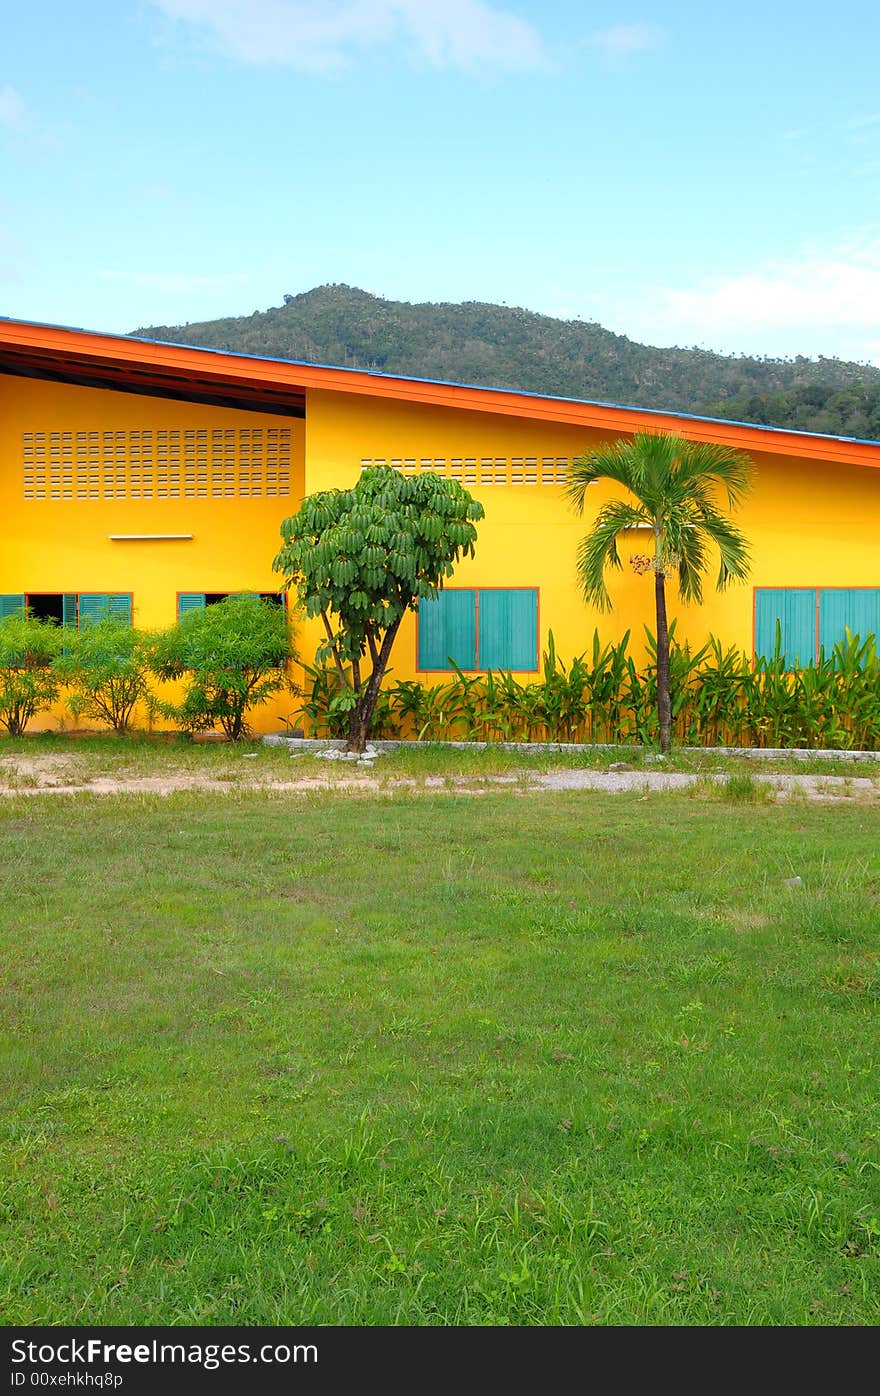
[3,318,880,471]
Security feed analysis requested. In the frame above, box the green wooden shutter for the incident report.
[0,597,25,667]
[78,594,131,626]
[177,593,206,618]
[418,591,476,670]
[0,595,25,620]
[755,588,816,666]
[478,589,538,671]
[61,595,78,655]
[108,593,132,624]
[78,593,111,626]
[819,588,880,654]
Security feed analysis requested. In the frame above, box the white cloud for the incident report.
[615,235,880,364]
[0,84,26,128]
[150,0,547,72]
[661,242,880,329]
[589,23,662,58]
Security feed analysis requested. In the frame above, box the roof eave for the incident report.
[1,315,880,470]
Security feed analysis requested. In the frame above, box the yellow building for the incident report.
[1,317,879,731]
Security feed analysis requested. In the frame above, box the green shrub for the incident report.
[0,615,63,736]
[152,595,296,741]
[293,628,880,751]
[56,618,156,734]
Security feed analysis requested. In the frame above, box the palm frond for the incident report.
[675,526,709,604]
[566,439,648,515]
[574,500,648,610]
[696,510,752,589]
[568,428,755,614]
[668,438,754,508]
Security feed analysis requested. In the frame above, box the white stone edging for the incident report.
[262,735,880,762]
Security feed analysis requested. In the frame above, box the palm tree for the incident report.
[567,431,753,753]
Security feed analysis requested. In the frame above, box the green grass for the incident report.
[1,783,878,1325]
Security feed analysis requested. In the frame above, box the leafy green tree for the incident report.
[152,594,295,740]
[701,379,880,438]
[567,432,753,752]
[0,615,63,735]
[56,617,155,734]
[274,466,484,752]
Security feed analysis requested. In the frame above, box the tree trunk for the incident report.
[347,703,370,753]
[654,569,672,753]
[346,617,403,753]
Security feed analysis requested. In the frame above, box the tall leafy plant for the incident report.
[274,466,484,752]
[57,617,155,734]
[567,432,754,751]
[0,615,63,736]
[153,595,296,740]
[291,628,880,751]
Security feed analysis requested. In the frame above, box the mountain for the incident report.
[134,284,880,438]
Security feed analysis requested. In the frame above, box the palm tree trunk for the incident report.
[654,569,672,753]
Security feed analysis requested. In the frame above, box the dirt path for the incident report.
[0,752,877,802]
[531,769,880,801]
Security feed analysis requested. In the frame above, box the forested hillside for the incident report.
[700,382,880,439]
[136,285,880,437]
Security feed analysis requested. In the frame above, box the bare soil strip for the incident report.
[0,753,877,801]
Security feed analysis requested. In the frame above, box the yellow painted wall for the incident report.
[2,372,878,734]
[0,375,304,730]
[304,388,880,683]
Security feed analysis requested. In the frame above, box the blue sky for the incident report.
[3,0,880,364]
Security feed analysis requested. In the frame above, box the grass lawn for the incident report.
[0,778,878,1325]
